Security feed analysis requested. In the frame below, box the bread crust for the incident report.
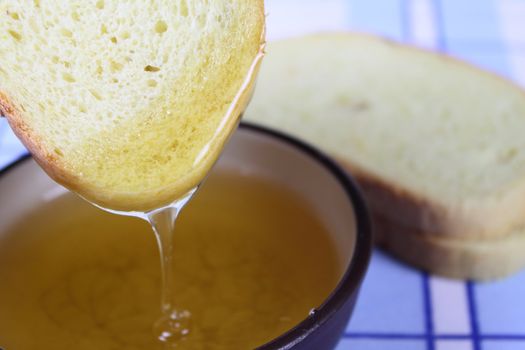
[373,211,525,281]
[0,91,80,192]
[340,159,525,240]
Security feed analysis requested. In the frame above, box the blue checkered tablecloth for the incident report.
[1,1,525,350]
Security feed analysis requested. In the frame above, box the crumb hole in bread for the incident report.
[60,28,73,37]
[79,104,87,113]
[89,89,103,100]
[33,0,40,7]
[7,30,22,41]
[196,14,206,28]
[180,0,189,17]
[96,0,104,10]
[101,24,108,35]
[155,20,168,34]
[110,36,117,44]
[71,11,80,21]
[8,12,20,20]
[54,148,64,157]
[62,73,75,83]
[111,78,118,83]
[147,79,157,87]
[96,65,103,75]
[110,60,123,72]
[121,31,130,40]
[144,65,160,72]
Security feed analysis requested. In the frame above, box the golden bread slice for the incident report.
[245,33,525,239]
[0,1,265,211]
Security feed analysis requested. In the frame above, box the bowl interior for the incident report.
[0,126,357,276]
[0,124,362,348]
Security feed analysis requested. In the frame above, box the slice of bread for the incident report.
[374,212,525,280]
[244,33,525,240]
[0,1,265,211]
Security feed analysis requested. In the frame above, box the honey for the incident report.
[0,171,339,349]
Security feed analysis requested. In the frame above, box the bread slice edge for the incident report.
[374,211,525,280]
[341,158,525,241]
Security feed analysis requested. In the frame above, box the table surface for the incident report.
[1,1,525,350]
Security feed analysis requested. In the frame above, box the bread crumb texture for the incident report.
[0,0,265,211]
[245,35,525,202]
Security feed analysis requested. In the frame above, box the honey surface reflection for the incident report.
[0,172,339,349]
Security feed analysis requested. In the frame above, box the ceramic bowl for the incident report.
[0,122,372,349]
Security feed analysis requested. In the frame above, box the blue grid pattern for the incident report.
[1,1,525,350]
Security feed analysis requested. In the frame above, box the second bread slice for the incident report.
[245,33,525,240]
[374,213,525,280]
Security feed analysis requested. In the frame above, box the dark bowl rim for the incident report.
[0,122,373,350]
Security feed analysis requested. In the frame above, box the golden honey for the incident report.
[0,171,339,350]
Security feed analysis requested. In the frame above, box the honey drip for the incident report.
[98,188,197,347]
[146,189,196,346]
